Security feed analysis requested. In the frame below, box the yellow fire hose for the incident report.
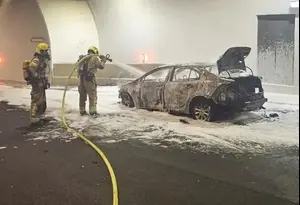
[60,54,119,205]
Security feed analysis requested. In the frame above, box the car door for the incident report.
[164,66,201,112]
[139,67,173,110]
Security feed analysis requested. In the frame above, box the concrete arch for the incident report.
[37,0,99,64]
[0,0,99,82]
[0,0,50,81]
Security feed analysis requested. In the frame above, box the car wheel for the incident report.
[121,93,134,108]
[191,101,216,122]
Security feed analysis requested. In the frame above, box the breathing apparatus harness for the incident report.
[23,51,51,89]
[77,54,112,81]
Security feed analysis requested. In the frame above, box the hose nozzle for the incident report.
[100,54,113,62]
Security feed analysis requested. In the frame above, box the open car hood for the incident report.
[217,47,251,73]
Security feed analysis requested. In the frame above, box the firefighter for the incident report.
[26,43,51,124]
[78,46,106,116]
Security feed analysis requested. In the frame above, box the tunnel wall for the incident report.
[88,0,292,70]
[1,0,298,94]
[0,0,99,82]
[87,0,298,94]
[0,0,50,82]
[37,0,99,64]
[294,17,299,86]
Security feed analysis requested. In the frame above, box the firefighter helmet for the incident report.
[36,43,49,54]
[88,46,99,54]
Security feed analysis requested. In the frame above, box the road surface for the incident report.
[0,101,298,205]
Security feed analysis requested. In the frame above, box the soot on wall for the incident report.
[257,14,295,85]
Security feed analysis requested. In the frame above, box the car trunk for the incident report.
[216,46,264,95]
[229,76,263,95]
[213,75,266,111]
[217,47,251,73]
[214,47,267,110]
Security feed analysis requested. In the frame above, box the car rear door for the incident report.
[139,67,172,110]
[164,67,201,112]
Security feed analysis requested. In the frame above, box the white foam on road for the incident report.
[0,85,298,153]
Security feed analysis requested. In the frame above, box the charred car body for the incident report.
[119,47,268,121]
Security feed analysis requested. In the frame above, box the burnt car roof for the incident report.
[156,62,216,69]
[126,63,216,84]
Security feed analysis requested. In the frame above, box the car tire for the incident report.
[121,93,134,108]
[191,100,216,122]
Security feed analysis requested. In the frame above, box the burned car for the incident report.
[118,47,268,121]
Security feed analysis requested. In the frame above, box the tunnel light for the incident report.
[0,56,4,66]
[30,37,46,43]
